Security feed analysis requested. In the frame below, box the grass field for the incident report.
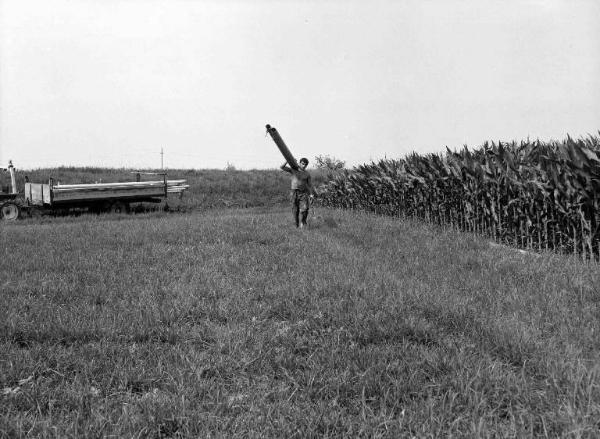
[1,208,599,437]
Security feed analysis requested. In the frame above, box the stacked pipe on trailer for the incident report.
[52,180,188,191]
[48,179,189,203]
[52,181,189,194]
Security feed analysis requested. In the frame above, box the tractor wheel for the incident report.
[1,202,21,220]
[110,201,130,214]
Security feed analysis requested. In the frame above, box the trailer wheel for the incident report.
[110,201,130,214]
[1,202,21,220]
[28,207,42,219]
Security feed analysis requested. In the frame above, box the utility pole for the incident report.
[160,147,164,170]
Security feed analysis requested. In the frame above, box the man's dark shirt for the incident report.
[282,166,313,193]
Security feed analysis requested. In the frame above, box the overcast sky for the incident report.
[1,0,599,170]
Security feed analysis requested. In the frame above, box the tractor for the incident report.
[0,160,21,220]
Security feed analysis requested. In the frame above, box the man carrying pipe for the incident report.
[281,157,317,228]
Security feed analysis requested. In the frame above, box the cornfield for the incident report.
[320,134,600,260]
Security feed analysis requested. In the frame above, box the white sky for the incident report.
[1,0,599,170]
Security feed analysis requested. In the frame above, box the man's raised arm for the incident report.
[280,162,292,173]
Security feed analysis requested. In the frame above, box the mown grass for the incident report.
[1,208,599,437]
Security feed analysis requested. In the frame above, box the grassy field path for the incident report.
[1,208,599,437]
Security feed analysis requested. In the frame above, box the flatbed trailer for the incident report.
[1,162,189,220]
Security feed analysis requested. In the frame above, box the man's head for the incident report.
[299,158,309,169]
